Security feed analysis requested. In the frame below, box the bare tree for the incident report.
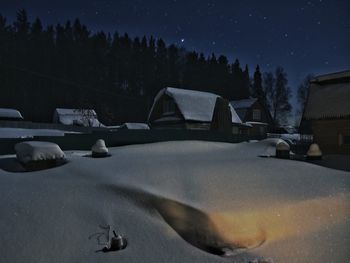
[264,67,292,127]
[297,74,314,116]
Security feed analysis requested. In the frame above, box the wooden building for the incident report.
[148,87,245,133]
[300,70,350,154]
[230,98,273,138]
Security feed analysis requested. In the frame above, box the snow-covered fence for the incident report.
[267,133,314,155]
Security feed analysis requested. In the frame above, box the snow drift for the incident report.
[0,139,349,263]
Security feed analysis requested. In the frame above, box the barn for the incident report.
[300,70,350,154]
[230,98,273,138]
[148,87,245,133]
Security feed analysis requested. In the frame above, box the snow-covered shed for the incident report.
[148,87,244,133]
[300,70,350,154]
[53,108,104,127]
[0,108,24,121]
[230,98,273,138]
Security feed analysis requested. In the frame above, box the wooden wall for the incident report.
[311,119,350,154]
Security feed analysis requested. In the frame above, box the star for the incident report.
[181,38,185,43]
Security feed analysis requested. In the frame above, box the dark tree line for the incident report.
[0,10,291,125]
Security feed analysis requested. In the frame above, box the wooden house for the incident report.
[300,70,350,154]
[148,87,245,133]
[230,98,273,138]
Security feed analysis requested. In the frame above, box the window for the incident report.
[163,100,175,114]
[339,134,350,145]
[344,135,350,145]
[252,109,261,121]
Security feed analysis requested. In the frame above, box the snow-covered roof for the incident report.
[54,108,104,127]
[311,70,350,83]
[229,98,258,109]
[120,123,150,130]
[0,108,23,120]
[150,87,242,124]
[303,81,350,120]
[55,108,97,116]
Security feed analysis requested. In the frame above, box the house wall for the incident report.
[148,94,184,123]
[311,119,350,154]
[149,94,231,132]
[243,101,272,125]
[249,124,268,138]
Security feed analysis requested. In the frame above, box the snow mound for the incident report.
[15,141,66,164]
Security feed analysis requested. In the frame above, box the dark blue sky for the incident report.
[1,0,350,112]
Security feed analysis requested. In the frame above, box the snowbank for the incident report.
[0,140,349,263]
[0,128,80,138]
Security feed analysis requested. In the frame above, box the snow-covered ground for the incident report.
[0,128,80,138]
[0,139,349,263]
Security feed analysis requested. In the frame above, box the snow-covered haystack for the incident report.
[91,139,109,158]
[276,140,290,159]
[307,143,322,160]
[15,141,66,170]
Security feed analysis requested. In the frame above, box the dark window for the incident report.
[252,109,261,121]
[344,135,350,145]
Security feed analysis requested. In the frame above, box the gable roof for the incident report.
[311,70,350,84]
[229,98,258,109]
[149,87,242,124]
[303,72,350,120]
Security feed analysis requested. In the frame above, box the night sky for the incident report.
[1,0,350,111]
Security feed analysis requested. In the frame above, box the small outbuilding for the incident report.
[300,70,350,154]
[0,108,24,121]
[53,108,104,127]
[148,87,244,133]
[230,98,273,138]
